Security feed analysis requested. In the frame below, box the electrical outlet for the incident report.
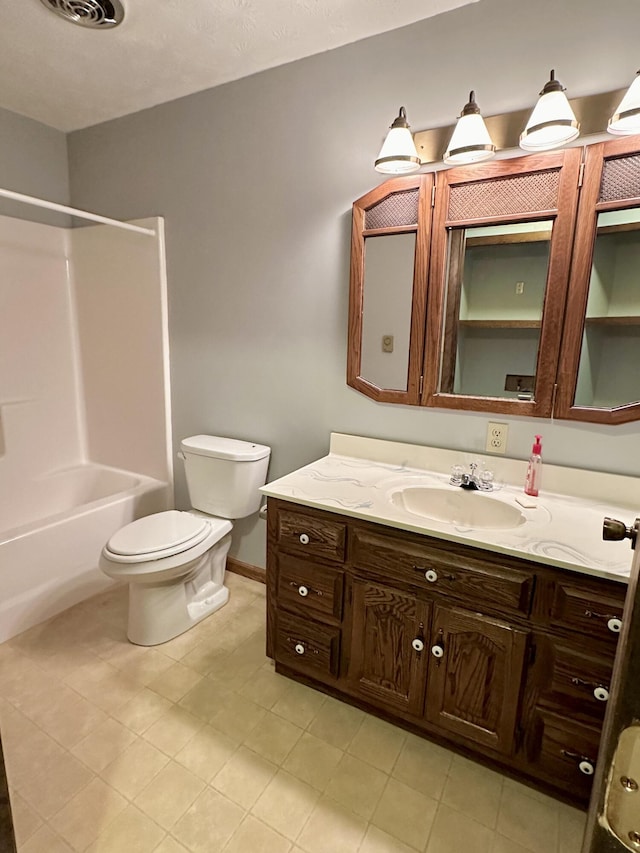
[486,421,508,454]
[515,281,524,294]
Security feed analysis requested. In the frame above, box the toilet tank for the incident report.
[180,435,271,519]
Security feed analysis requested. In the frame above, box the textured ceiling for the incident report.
[0,0,478,132]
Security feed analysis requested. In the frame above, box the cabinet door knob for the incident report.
[294,643,305,655]
[431,644,444,658]
[412,638,425,652]
[425,569,438,583]
[608,617,622,633]
[298,585,309,598]
[593,686,610,702]
[579,759,595,776]
[299,533,310,545]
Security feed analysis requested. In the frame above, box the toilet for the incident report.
[100,435,271,646]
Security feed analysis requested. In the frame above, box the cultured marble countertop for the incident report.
[261,433,640,584]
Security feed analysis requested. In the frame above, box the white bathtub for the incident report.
[0,463,171,643]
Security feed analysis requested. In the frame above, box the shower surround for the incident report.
[0,213,172,642]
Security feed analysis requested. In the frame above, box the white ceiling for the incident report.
[0,0,478,132]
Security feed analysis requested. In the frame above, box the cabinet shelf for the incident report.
[584,315,640,326]
[458,319,542,329]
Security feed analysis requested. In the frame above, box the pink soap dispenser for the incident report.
[524,435,542,497]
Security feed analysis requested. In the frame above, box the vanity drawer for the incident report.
[276,554,344,623]
[276,507,347,563]
[274,611,340,682]
[532,710,600,800]
[542,643,613,720]
[548,578,625,645]
[351,528,534,616]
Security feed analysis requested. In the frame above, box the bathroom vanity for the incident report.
[262,435,636,806]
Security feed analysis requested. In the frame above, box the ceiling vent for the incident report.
[38,0,125,28]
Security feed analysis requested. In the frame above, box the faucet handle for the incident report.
[450,465,464,486]
[479,469,494,490]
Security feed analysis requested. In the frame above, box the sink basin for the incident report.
[391,486,526,530]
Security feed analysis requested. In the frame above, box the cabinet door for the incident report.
[346,578,431,717]
[423,149,581,417]
[425,604,528,754]
[347,174,433,405]
[556,136,640,424]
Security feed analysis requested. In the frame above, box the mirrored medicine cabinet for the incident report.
[347,136,640,423]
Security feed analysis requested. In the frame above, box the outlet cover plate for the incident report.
[486,422,508,454]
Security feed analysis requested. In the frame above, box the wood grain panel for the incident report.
[276,554,344,623]
[276,506,346,562]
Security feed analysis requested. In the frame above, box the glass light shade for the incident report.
[375,107,421,174]
[444,113,496,165]
[520,72,580,151]
[608,72,640,135]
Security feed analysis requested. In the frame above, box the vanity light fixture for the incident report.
[374,107,422,174]
[608,70,640,135]
[519,69,580,152]
[443,91,496,165]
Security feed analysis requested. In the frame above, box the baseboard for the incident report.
[226,556,266,585]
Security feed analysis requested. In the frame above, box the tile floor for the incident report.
[0,573,586,853]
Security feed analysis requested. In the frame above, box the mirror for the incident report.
[361,233,416,392]
[439,220,553,400]
[574,208,640,408]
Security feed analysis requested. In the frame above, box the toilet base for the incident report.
[127,533,232,646]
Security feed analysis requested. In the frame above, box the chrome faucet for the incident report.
[450,462,494,491]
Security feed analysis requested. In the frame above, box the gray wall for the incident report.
[0,107,69,223]
[65,0,640,567]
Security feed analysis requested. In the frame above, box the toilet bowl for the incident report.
[100,435,270,646]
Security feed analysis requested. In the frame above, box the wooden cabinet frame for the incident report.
[347,174,432,405]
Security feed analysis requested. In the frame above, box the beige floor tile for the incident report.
[211,744,277,808]
[426,803,495,853]
[84,804,165,853]
[296,795,367,853]
[174,723,238,782]
[100,737,170,800]
[64,660,144,713]
[358,825,420,852]
[17,741,95,820]
[14,682,108,749]
[142,706,204,756]
[491,835,533,853]
[282,732,344,791]
[50,776,128,850]
[243,710,304,764]
[159,627,207,662]
[8,790,42,846]
[178,675,230,722]
[392,732,453,800]
[307,696,365,751]
[71,717,137,772]
[0,649,54,707]
[209,691,267,741]
[238,665,292,709]
[19,824,74,853]
[271,680,327,728]
[118,648,175,685]
[501,775,559,805]
[172,787,245,853]
[153,836,190,853]
[180,639,232,676]
[497,784,559,852]
[441,755,504,829]
[134,760,205,830]
[252,769,320,841]
[347,715,406,773]
[371,778,438,851]
[112,687,173,734]
[148,662,203,702]
[558,802,587,853]
[224,814,292,853]
[325,753,388,820]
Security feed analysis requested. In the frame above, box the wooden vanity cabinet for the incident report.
[266,498,627,806]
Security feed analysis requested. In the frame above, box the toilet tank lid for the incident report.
[181,434,271,462]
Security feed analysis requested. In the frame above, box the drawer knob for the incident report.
[294,643,305,655]
[608,617,622,633]
[299,533,310,545]
[412,638,425,652]
[579,759,595,776]
[431,644,444,659]
[425,569,438,583]
[298,585,309,598]
[593,686,610,702]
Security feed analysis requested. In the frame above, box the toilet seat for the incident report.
[103,510,230,564]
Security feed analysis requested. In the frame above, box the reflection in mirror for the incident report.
[574,208,640,408]
[439,220,552,399]
[361,232,416,391]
